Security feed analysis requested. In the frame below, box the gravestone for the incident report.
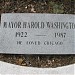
[0,13,75,54]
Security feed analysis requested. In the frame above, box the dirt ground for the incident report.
[0,0,75,68]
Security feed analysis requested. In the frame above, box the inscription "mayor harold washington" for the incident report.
[3,21,75,29]
[0,13,75,54]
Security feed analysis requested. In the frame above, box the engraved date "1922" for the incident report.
[15,32,27,37]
